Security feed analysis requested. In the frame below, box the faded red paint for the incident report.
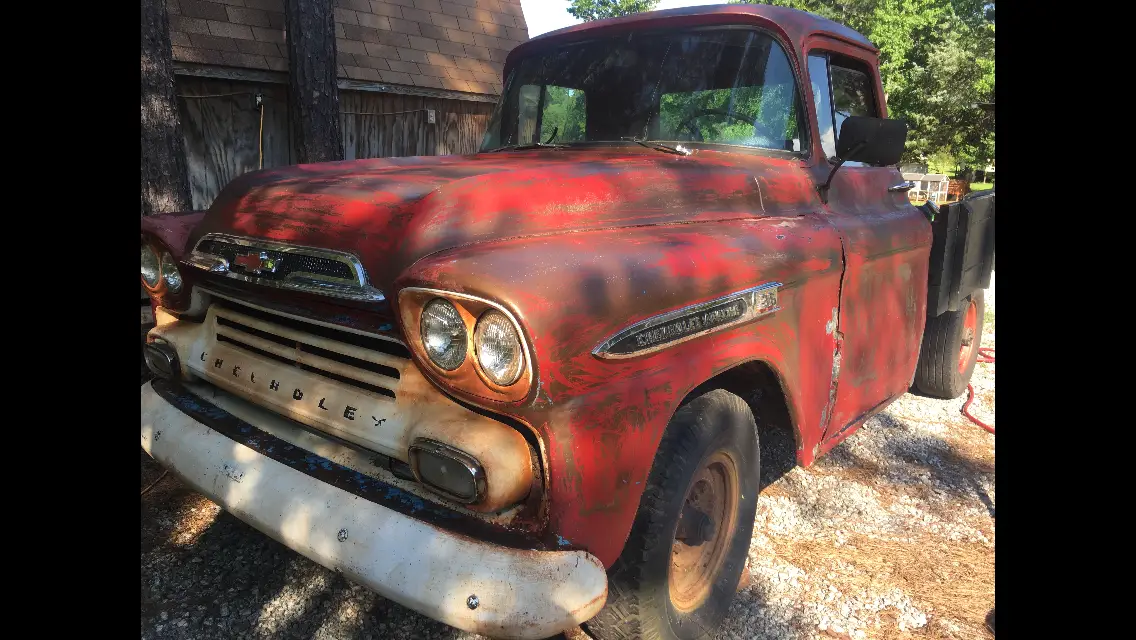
[141,210,205,258]
[142,7,932,569]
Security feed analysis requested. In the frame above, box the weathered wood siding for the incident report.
[175,76,497,210]
[340,91,494,160]
[177,78,292,211]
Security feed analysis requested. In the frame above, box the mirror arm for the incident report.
[817,141,867,205]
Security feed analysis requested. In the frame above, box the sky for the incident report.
[518,1,726,37]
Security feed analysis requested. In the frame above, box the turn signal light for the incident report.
[408,438,486,504]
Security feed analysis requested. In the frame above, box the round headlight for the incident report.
[160,251,183,292]
[474,310,523,386]
[421,298,467,370]
[141,244,161,288]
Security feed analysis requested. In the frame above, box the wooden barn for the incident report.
[162,0,529,210]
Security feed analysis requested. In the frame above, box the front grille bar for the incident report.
[212,304,406,397]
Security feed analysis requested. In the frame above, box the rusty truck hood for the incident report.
[189,147,816,291]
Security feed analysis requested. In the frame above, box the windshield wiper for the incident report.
[488,141,569,152]
[620,137,692,156]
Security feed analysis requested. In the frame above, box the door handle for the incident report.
[888,181,915,192]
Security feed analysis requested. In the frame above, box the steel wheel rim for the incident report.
[958,299,978,373]
[669,450,740,613]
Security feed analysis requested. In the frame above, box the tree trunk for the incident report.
[284,0,343,163]
[140,0,192,216]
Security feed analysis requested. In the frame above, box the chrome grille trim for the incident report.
[210,303,406,399]
[189,233,385,302]
[201,287,407,347]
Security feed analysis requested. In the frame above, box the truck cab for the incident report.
[140,5,989,639]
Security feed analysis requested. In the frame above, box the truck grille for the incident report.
[211,300,411,399]
[197,239,355,283]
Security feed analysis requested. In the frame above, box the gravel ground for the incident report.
[140,273,994,640]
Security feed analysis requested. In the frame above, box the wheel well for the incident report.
[679,361,799,489]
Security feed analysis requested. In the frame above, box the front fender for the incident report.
[140,210,206,258]
[395,215,843,566]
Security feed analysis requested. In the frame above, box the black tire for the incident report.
[914,289,984,399]
[584,389,759,640]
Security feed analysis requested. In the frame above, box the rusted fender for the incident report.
[396,215,844,567]
[141,210,206,258]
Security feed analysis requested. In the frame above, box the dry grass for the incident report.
[767,532,994,639]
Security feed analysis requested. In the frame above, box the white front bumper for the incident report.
[141,382,607,639]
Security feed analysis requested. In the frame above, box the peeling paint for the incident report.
[825,307,839,335]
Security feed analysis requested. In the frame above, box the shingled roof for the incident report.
[168,0,529,96]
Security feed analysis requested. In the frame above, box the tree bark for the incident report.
[284,0,344,163]
[141,0,192,216]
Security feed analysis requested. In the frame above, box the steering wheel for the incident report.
[676,108,781,144]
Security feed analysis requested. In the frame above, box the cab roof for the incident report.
[506,3,877,75]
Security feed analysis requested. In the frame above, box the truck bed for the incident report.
[926,190,995,317]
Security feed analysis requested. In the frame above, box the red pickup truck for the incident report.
[140,5,993,639]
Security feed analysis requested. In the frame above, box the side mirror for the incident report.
[817,116,909,204]
[835,116,908,166]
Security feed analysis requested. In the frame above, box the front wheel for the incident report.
[584,389,759,640]
[914,289,985,399]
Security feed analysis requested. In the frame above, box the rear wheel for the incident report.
[914,289,985,399]
[584,389,759,640]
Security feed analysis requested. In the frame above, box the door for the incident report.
[807,50,933,441]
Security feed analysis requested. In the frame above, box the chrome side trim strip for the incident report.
[593,282,782,359]
[189,233,386,303]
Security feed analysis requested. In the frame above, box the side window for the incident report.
[809,52,880,162]
[830,61,876,139]
[515,84,587,145]
[808,54,836,160]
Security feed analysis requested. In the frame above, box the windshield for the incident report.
[480,28,805,153]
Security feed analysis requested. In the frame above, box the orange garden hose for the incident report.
[962,348,995,434]
[258,99,264,170]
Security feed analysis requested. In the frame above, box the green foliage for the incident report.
[658,85,799,149]
[927,148,956,174]
[568,0,660,21]
[729,0,995,168]
[540,86,588,143]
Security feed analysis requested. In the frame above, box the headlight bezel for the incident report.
[142,237,188,302]
[398,287,533,403]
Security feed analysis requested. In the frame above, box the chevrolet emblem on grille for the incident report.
[187,233,386,302]
[233,252,278,275]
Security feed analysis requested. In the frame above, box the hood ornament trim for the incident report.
[188,233,386,303]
